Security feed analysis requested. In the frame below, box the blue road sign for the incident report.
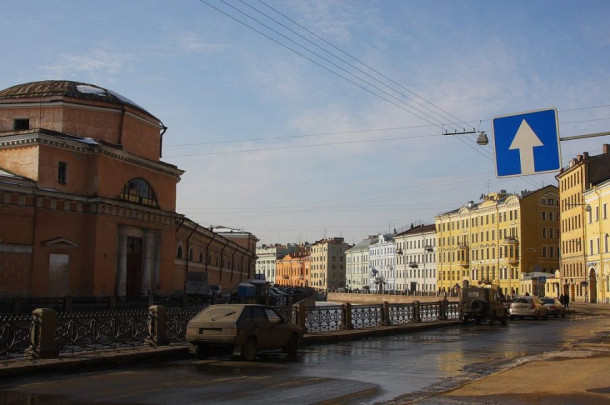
[492,108,561,177]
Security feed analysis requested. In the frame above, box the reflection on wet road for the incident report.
[1,313,608,404]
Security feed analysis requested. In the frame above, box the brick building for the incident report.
[0,80,256,298]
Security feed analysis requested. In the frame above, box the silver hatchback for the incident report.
[509,296,548,320]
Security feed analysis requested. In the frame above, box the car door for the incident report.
[250,306,273,350]
[263,307,290,349]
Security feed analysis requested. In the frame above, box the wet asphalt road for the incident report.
[1,312,608,404]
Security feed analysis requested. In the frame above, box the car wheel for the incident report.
[284,334,299,357]
[195,343,209,360]
[241,338,257,361]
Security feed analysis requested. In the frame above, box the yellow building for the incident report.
[310,237,350,291]
[583,178,610,303]
[557,144,610,303]
[435,186,560,297]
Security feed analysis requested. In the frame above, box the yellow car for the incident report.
[186,304,302,361]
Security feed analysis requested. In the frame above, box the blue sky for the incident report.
[2,1,609,245]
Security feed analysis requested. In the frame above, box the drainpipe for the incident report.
[219,239,229,284]
[183,223,198,293]
[230,249,237,283]
[159,124,167,158]
[204,230,217,274]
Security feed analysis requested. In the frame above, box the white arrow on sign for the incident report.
[509,119,543,175]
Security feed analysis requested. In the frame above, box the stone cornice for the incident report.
[0,130,183,178]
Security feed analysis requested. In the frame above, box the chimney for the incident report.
[604,144,609,154]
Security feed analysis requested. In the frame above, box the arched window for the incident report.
[176,245,183,259]
[119,178,159,207]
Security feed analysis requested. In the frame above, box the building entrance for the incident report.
[126,237,143,297]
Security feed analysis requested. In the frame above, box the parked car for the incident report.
[209,285,221,297]
[186,304,303,361]
[541,297,567,318]
[509,296,548,320]
[459,284,508,326]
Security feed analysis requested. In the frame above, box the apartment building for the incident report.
[275,249,310,287]
[395,224,437,293]
[558,144,610,302]
[436,187,560,297]
[345,236,375,291]
[369,234,396,292]
[310,237,350,291]
[583,178,610,303]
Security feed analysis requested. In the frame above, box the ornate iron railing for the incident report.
[55,310,150,354]
[274,306,296,324]
[389,303,415,325]
[351,305,383,329]
[447,301,459,320]
[305,305,344,332]
[420,302,442,321]
[0,314,33,360]
[167,308,200,342]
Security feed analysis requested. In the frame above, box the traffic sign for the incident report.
[492,108,561,177]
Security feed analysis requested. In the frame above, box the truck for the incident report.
[459,281,508,326]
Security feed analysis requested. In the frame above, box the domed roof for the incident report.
[0,80,156,120]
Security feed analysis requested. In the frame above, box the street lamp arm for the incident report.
[560,131,610,142]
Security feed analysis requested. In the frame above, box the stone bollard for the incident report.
[382,301,391,326]
[413,300,422,323]
[438,299,446,320]
[295,303,308,333]
[26,308,59,359]
[147,305,169,347]
[343,302,353,330]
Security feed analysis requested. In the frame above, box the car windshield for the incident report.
[193,306,241,322]
[542,298,554,304]
[514,298,529,303]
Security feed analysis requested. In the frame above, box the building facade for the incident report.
[0,80,256,298]
[345,236,375,291]
[395,224,436,293]
[436,187,560,297]
[557,145,610,303]
[275,250,311,287]
[368,234,396,292]
[310,237,350,291]
[583,176,610,303]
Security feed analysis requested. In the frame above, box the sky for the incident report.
[2,1,610,245]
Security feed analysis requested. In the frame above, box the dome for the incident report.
[0,80,157,120]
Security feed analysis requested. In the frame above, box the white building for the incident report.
[345,236,376,291]
[255,244,300,284]
[369,234,396,292]
[395,224,437,293]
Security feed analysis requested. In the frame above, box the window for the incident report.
[58,162,67,184]
[13,118,29,130]
[119,178,159,207]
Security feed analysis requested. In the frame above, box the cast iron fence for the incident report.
[1,300,456,361]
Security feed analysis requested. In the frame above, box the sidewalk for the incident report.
[416,303,610,404]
